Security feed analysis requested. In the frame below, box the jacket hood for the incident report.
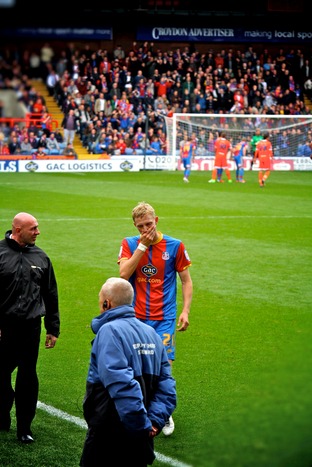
[91,305,135,334]
[5,230,35,251]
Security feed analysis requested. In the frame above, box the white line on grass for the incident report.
[37,401,87,429]
[37,401,193,467]
[39,215,312,221]
[1,215,310,223]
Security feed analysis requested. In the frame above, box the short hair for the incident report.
[100,277,134,307]
[132,202,155,222]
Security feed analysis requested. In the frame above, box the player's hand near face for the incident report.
[137,217,158,246]
[140,223,156,245]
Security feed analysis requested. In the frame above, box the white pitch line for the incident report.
[37,401,87,429]
[37,401,193,467]
[28,215,312,221]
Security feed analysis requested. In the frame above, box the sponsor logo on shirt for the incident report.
[141,264,157,277]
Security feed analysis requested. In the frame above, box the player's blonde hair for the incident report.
[131,201,155,221]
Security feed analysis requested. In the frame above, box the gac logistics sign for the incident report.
[0,159,140,173]
[137,26,312,43]
[0,156,176,173]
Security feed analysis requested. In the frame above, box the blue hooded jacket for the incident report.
[83,304,176,434]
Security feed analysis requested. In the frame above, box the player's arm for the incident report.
[179,142,183,159]
[191,143,196,160]
[119,226,156,280]
[177,268,193,332]
[119,251,144,280]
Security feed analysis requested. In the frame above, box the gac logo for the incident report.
[141,264,157,277]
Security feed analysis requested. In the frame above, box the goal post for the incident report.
[170,113,312,162]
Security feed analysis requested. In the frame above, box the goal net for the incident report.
[170,114,312,160]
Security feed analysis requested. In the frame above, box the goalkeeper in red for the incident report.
[118,201,193,436]
[254,132,274,187]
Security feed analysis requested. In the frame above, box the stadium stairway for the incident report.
[304,92,312,112]
[30,79,99,159]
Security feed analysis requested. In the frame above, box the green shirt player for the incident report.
[249,128,263,170]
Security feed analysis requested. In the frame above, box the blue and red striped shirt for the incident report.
[118,232,191,320]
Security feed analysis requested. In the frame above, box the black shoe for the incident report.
[18,434,34,444]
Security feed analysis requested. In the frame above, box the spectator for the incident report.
[29,51,41,78]
[196,142,208,156]
[149,135,163,155]
[28,131,39,151]
[154,76,174,98]
[54,128,66,150]
[297,140,312,157]
[20,137,33,155]
[113,44,125,61]
[46,69,59,97]
[114,136,126,155]
[8,136,21,155]
[33,146,48,158]
[61,109,78,146]
[63,142,78,158]
[94,92,106,115]
[0,140,10,155]
[46,132,61,155]
[41,111,53,136]
[37,133,48,151]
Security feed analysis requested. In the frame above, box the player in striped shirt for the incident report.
[180,136,195,183]
[233,139,248,183]
[118,201,193,436]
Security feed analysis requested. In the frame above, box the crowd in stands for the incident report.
[1,41,312,158]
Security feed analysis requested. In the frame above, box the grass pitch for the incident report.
[0,169,311,467]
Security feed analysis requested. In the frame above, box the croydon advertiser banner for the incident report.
[136,26,312,44]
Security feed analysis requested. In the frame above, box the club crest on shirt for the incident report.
[142,264,157,277]
[162,251,170,260]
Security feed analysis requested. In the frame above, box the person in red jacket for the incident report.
[154,76,174,98]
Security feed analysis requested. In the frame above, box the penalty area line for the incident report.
[37,401,193,467]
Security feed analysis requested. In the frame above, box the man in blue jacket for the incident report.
[80,277,176,467]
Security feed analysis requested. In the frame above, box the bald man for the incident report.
[0,212,60,443]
